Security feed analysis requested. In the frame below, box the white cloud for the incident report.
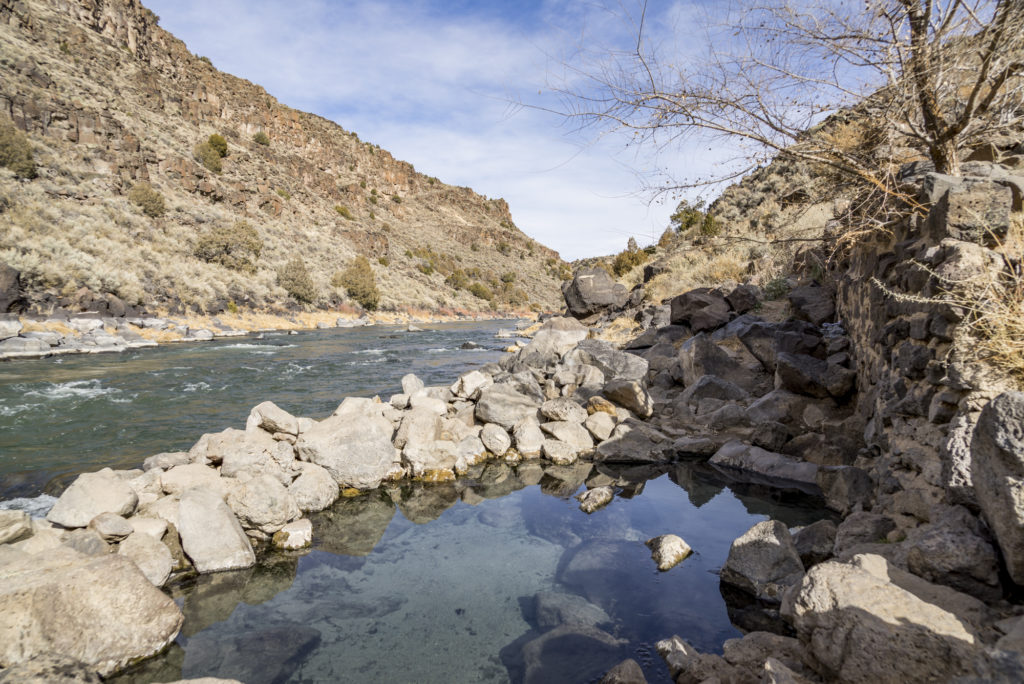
[144,0,728,259]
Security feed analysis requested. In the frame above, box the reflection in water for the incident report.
[113,461,831,684]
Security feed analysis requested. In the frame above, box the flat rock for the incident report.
[709,440,818,486]
[160,463,227,498]
[541,397,588,423]
[476,384,541,430]
[0,547,182,677]
[46,468,139,529]
[584,411,616,442]
[177,487,255,574]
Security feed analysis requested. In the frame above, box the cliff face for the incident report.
[0,0,567,315]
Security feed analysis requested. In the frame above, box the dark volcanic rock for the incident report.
[562,268,628,319]
[670,287,731,332]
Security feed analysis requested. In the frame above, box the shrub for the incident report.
[207,134,228,158]
[378,257,389,266]
[700,213,721,237]
[277,257,317,303]
[0,118,36,179]
[417,262,434,275]
[497,241,512,256]
[335,205,353,220]
[764,277,790,300]
[468,282,493,300]
[368,195,378,205]
[128,182,166,217]
[658,227,674,249]
[276,188,290,200]
[612,247,648,276]
[193,141,222,173]
[194,220,263,272]
[333,255,380,310]
[253,131,270,146]
[391,195,402,204]
[197,55,213,66]
[671,199,707,233]
[360,179,367,189]
[446,270,469,290]
[500,272,516,284]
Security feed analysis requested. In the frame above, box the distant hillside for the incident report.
[0,0,568,316]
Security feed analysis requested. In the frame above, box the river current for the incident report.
[0,321,829,683]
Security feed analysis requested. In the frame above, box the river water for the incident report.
[0,322,829,683]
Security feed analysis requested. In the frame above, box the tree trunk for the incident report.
[930,138,960,176]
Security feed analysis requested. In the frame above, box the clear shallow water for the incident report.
[0,321,511,498]
[112,464,827,684]
[1,321,832,683]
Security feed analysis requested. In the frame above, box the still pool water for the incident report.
[1,321,830,683]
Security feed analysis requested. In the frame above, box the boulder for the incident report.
[406,440,459,478]
[522,623,627,684]
[450,369,492,399]
[295,412,397,490]
[63,529,110,557]
[0,315,22,341]
[0,547,183,677]
[288,461,339,513]
[87,513,132,543]
[514,418,546,458]
[394,407,442,452]
[602,380,654,419]
[226,474,301,535]
[782,554,980,682]
[46,469,139,529]
[142,451,191,472]
[677,375,748,406]
[518,317,589,368]
[0,509,31,544]
[599,659,647,684]
[576,486,613,513]
[657,635,739,683]
[926,179,1013,247]
[710,441,818,486]
[401,373,425,395]
[816,466,874,515]
[541,421,595,452]
[645,534,692,571]
[584,411,616,442]
[721,631,809,682]
[562,267,629,318]
[675,333,752,389]
[476,384,541,429]
[480,423,512,456]
[670,287,731,332]
[970,392,1024,584]
[160,463,226,498]
[833,512,898,558]
[792,519,836,568]
[541,397,588,424]
[587,395,618,416]
[127,516,168,540]
[0,264,25,314]
[594,419,670,463]
[905,505,1001,601]
[788,284,835,326]
[177,487,256,573]
[565,339,648,382]
[720,520,804,602]
[245,401,298,436]
[118,531,173,587]
[726,283,761,314]
[775,352,855,399]
[543,439,580,465]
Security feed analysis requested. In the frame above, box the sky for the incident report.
[143,0,725,260]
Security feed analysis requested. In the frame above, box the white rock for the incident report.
[409,393,448,416]
[450,369,492,399]
[481,423,512,456]
[272,518,313,550]
[226,474,301,535]
[245,400,299,436]
[401,373,425,395]
[0,509,31,544]
[646,534,693,571]
[288,462,339,513]
[46,468,139,529]
[128,516,168,540]
[160,463,227,498]
[542,439,578,465]
[119,531,173,586]
[540,421,595,452]
[88,512,133,542]
[513,418,545,458]
[576,486,613,513]
[296,412,398,490]
[584,411,616,442]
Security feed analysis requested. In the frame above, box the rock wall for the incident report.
[834,160,1022,519]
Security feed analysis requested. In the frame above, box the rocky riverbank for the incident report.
[2,158,1023,682]
[0,308,527,361]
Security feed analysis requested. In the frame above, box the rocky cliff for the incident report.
[0,0,567,316]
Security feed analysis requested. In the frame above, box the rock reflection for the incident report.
[310,492,395,556]
[669,462,726,508]
[392,481,460,523]
[181,622,321,684]
[539,463,592,498]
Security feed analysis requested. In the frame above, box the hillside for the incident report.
[0,0,568,317]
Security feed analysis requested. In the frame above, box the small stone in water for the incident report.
[576,486,613,514]
[646,534,692,571]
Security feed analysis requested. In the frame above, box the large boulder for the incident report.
[226,473,301,536]
[518,317,589,368]
[245,401,299,436]
[675,333,756,390]
[288,461,339,513]
[476,384,541,430]
[782,554,981,682]
[0,547,183,677]
[970,391,1024,585]
[295,412,397,489]
[562,267,628,319]
[594,418,670,463]
[669,287,731,332]
[177,487,256,573]
[710,441,818,486]
[926,178,1013,247]
[787,284,835,326]
[720,520,804,602]
[46,469,139,529]
[118,531,173,587]
[775,352,855,399]
[565,339,648,382]
[0,314,22,341]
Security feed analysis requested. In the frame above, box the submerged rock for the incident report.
[645,534,692,571]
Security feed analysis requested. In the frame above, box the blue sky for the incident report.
[144,0,723,260]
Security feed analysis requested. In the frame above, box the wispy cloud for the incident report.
[144,0,726,259]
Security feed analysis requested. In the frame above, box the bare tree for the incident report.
[552,0,1024,188]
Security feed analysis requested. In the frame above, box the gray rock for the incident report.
[481,423,512,456]
[788,284,835,325]
[599,659,648,684]
[594,419,670,463]
[602,379,654,418]
[63,528,111,557]
[87,512,133,543]
[245,401,299,436]
[792,519,836,567]
[518,317,589,369]
[541,397,588,423]
[584,411,616,442]
[726,283,761,314]
[775,352,855,399]
[0,653,101,684]
[566,339,648,382]
[543,439,580,465]
[541,421,595,451]
[0,509,31,544]
[720,520,805,602]
[522,623,627,684]
[142,451,191,472]
[296,412,397,490]
[401,373,425,396]
[0,316,23,341]
[782,554,981,683]
[678,375,748,406]
[816,466,874,515]
[926,179,1013,247]
[562,267,629,318]
[0,547,183,677]
[576,486,613,513]
[514,418,545,458]
[0,336,50,355]
[450,369,492,399]
[833,512,897,558]
[160,463,227,498]
[118,531,173,587]
[288,461,340,513]
[177,487,256,574]
[905,505,1001,601]
[971,392,1024,585]
[710,441,818,486]
[46,468,139,529]
[226,474,301,536]
[670,287,731,331]
[476,384,541,429]
[722,631,809,682]
[657,635,739,683]
[675,333,752,389]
